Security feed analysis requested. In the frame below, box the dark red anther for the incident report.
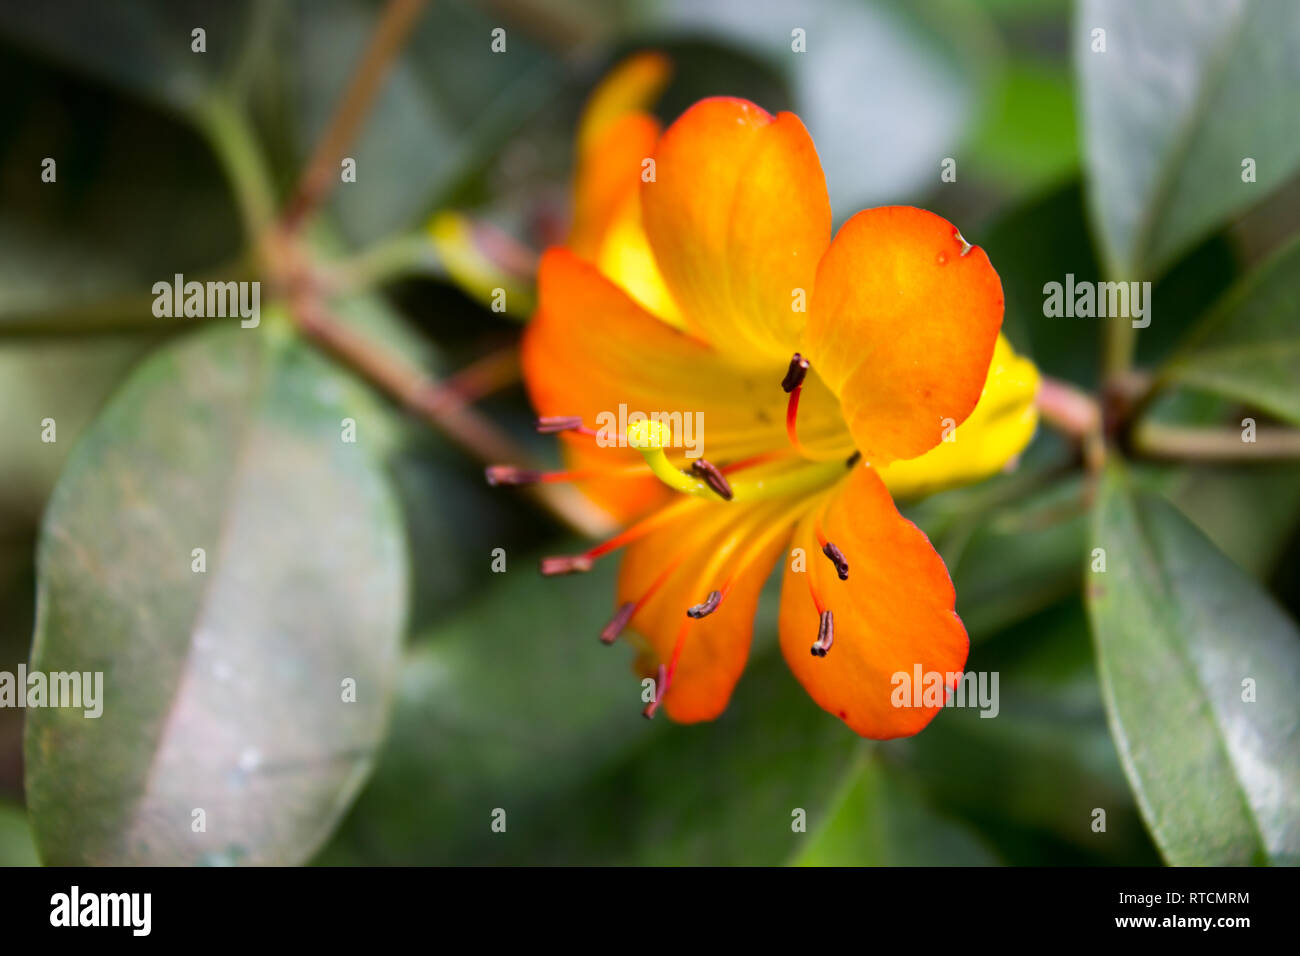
[690,459,734,501]
[540,554,594,576]
[687,590,723,619]
[781,353,810,393]
[811,610,834,657]
[822,541,849,580]
[486,465,542,486]
[845,451,862,468]
[536,415,585,434]
[601,602,636,644]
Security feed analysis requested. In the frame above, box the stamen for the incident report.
[539,554,594,576]
[784,355,814,459]
[845,451,862,468]
[781,353,809,393]
[604,554,687,645]
[600,602,636,644]
[690,459,734,501]
[486,465,542,486]
[811,609,835,657]
[487,462,651,486]
[585,495,701,561]
[821,541,849,580]
[687,589,722,619]
[643,663,668,719]
[536,415,594,436]
[628,420,844,503]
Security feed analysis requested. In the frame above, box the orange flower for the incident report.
[504,89,1014,739]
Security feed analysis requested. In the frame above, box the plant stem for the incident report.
[193,96,278,240]
[292,294,613,536]
[331,233,444,292]
[1036,374,1106,472]
[1133,422,1300,460]
[284,0,430,228]
[1103,319,1138,384]
[1037,375,1100,439]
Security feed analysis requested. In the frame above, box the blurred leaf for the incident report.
[1160,235,1300,425]
[1159,463,1300,578]
[980,182,1102,385]
[905,435,1087,641]
[0,802,39,866]
[901,599,1159,864]
[1087,462,1300,865]
[319,555,660,864]
[640,0,997,213]
[793,752,997,865]
[1077,0,1300,278]
[324,560,902,865]
[949,474,1088,640]
[25,321,408,865]
[286,0,563,245]
[982,180,1237,388]
[967,59,1078,191]
[0,339,155,512]
[0,0,255,113]
[0,47,242,330]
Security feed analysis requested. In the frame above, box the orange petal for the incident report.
[570,112,661,261]
[557,436,670,525]
[804,207,1004,467]
[778,465,969,739]
[576,51,671,156]
[523,248,796,468]
[618,497,800,722]
[641,97,831,363]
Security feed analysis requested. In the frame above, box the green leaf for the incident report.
[0,50,242,331]
[641,0,997,211]
[318,555,661,865]
[286,0,563,245]
[0,0,255,113]
[1077,0,1300,277]
[0,802,39,866]
[24,321,408,865]
[793,753,997,865]
[1160,236,1300,425]
[966,59,1079,193]
[0,339,156,513]
[902,599,1160,865]
[324,554,995,865]
[980,180,1236,388]
[1086,462,1300,865]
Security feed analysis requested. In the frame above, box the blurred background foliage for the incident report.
[0,0,1297,865]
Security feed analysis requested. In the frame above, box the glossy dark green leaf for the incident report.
[1086,462,1300,865]
[1160,236,1300,425]
[24,322,408,865]
[1077,0,1300,277]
